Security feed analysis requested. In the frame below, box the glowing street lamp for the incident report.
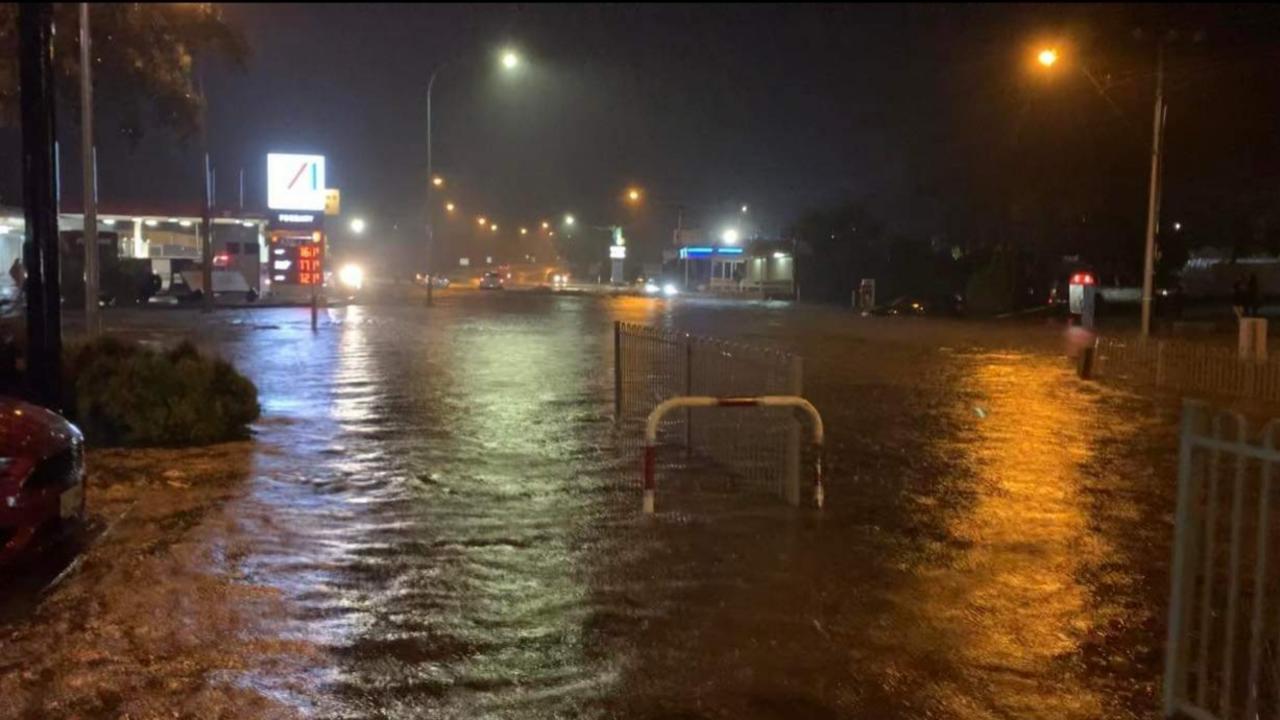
[477,216,488,226]
[720,228,740,245]
[740,204,749,213]
[490,223,499,232]
[1031,39,1163,336]
[445,201,456,213]
[625,187,643,205]
[541,220,550,230]
[564,214,576,226]
[501,49,520,71]
[432,175,445,188]
[350,217,367,234]
[520,227,528,235]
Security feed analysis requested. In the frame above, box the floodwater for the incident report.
[0,293,1184,718]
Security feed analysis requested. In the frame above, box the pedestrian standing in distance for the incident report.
[1247,273,1261,317]
[1232,278,1246,319]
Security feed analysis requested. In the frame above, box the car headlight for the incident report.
[643,282,660,294]
[338,263,364,290]
[662,283,678,297]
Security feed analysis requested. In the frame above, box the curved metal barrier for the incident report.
[642,395,824,514]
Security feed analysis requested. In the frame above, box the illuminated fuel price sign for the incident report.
[297,244,323,285]
[269,235,325,286]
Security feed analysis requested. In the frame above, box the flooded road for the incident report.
[1,293,1182,718]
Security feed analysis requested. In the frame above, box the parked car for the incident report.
[0,398,86,566]
[478,272,505,290]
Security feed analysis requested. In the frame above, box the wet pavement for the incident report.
[0,293,1184,718]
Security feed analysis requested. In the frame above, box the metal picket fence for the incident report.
[613,322,805,502]
[1095,336,1280,403]
[1165,400,1280,719]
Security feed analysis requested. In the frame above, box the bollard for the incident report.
[310,291,318,331]
[1078,342,1097,380]
[426,274,434,307]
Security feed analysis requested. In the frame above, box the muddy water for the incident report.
[1,295,1181,718]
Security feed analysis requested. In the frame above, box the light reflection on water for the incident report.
[216,298,633,718]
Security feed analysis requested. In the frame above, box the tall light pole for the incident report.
[79,2,98,336]
[1036,42,1167,337]
[424,47,521,290]
[19,2,62,408]
[1140,42,1166,338]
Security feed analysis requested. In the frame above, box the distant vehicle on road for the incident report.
[0,398,86,566]
[870,294,963,317]
[478,272,505,290]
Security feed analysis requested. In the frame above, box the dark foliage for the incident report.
[63,337,259,447]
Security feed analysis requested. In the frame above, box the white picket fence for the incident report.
[1095,337,1280,403]
[1165,400,1280,719]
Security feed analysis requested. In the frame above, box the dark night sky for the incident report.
[4,3,1280,266]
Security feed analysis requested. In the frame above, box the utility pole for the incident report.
[424,68,439,306]
[19,3,62,408]
[79,3,99,338]
[198,66,214,313]
[1140,41,1166,338]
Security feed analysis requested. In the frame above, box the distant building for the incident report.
[667,233,795,299]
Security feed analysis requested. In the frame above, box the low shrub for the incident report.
[63,337,260,447]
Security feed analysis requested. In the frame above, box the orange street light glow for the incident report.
[1038,48,1058,67]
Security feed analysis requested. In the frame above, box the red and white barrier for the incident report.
[642,395,825,513]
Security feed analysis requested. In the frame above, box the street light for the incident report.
[626,187,643,204]
[477,216,488,226]
[350,217,366,234]
[445,201,455,213]
[426,47,526,279]
[740,204,749,213]
[1034,41,1165,337]
[490,223,499,232]
[541,220,550,230]
[564,214,576,226]
[721,228,740,244]
[520,227,528,235]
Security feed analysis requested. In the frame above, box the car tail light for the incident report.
[1069,272,1096,286]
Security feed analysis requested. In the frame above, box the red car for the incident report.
[0,398,86,565]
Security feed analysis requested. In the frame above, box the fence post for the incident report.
[614,321,622,422]
[684,335,694,452]
[783,354,804,506]
[1164,399,1208,716]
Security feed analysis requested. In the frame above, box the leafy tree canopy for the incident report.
[0,3,249,142]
